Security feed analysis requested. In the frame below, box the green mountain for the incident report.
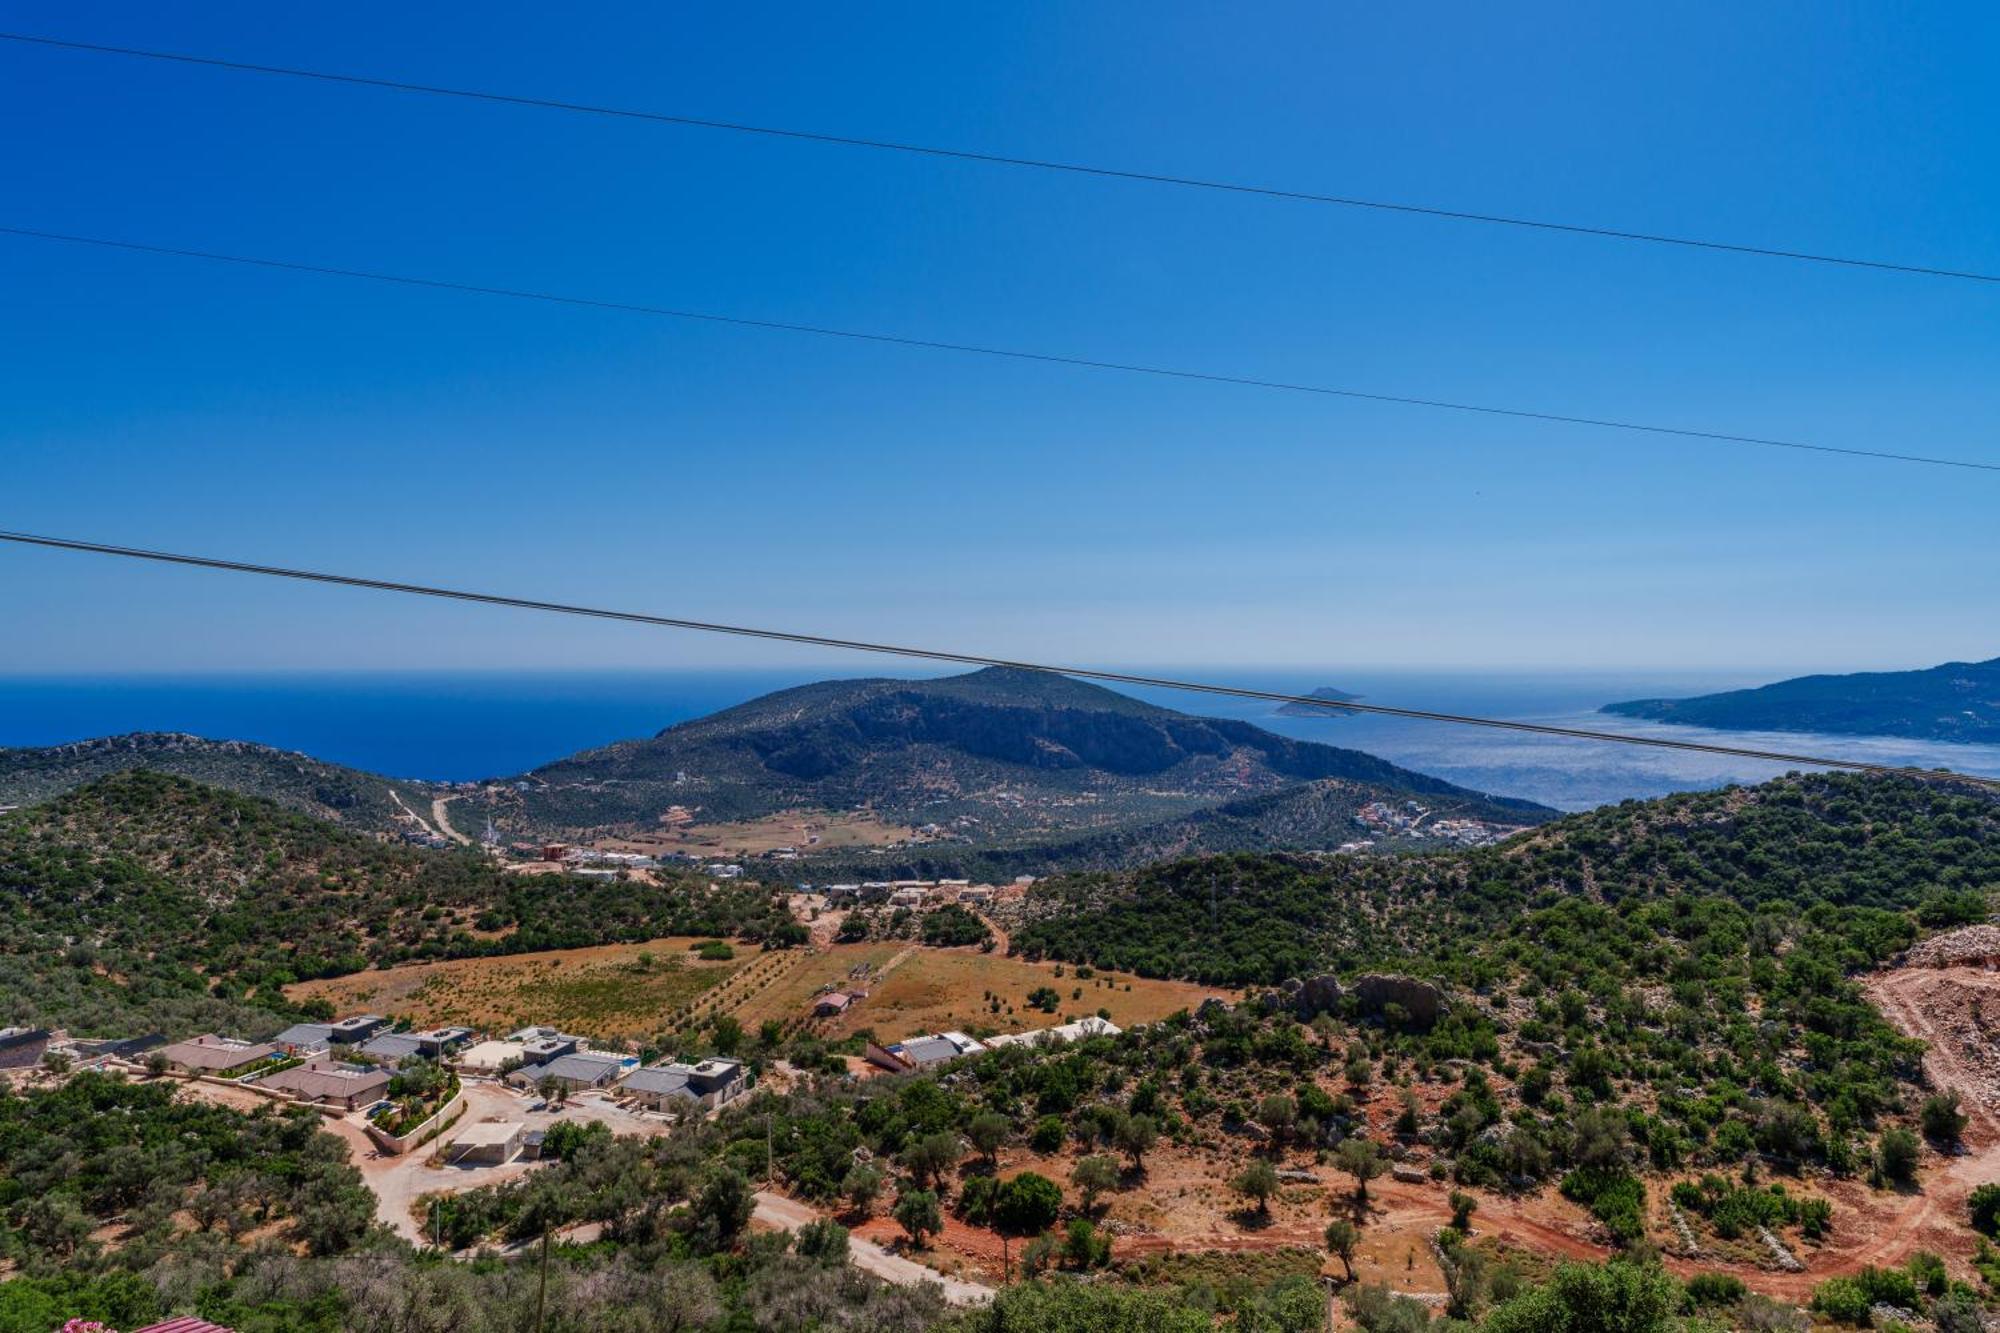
[481,666,1551,850]
[0,771,792,1037]
[1011,770,2000,985]
[1602,656,2000,742]
[0,732,415,832]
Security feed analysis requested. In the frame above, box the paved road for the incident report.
[753,1191,993,1306]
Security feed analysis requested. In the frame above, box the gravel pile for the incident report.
[1907,925,2000,969]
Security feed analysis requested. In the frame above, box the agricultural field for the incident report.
[287,935,760,1039]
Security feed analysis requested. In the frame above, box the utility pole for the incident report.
[534,1226,551,1333]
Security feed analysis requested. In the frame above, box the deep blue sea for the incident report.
[4,667,1998,812]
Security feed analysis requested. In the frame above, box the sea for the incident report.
[3,667,1998,813]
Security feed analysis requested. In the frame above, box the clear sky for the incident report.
[3,3,1995,676]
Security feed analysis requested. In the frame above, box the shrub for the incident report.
[1560,1167,1647,1245]
[893,1189,942,1247]
[1481,1260,1682,1333]
[1905,1250,1948,1297]
[1809,1276,1871,1324]
[1971,1182,2000,1237]
[1851,1264,1919,1310]
[994,1171,1063,1235]
[1683,1271,1746,1309]
[794,1217,848,1266]
[1921,1092,1968,1146]
[1030,1114,1067,1153]
[1877,1127,1921,1186]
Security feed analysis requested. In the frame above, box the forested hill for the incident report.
[500,665,1551,835]
[763,777,1483,884]
[0,771,795,1038]
[0,731,412,832]
[1602,655,2000,742]
[1010,771,2000,986]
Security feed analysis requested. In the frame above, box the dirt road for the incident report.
[432,796,473,846]
[754,1191,993,1306]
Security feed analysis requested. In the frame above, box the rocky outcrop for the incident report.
[1269,973,1346,1018]
[1351,975,1448,1031]
[1259,972,1448,1030]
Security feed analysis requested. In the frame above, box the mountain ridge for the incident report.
[0,731,414,830]
[1602,656,2000,743]
[502,666,1551,843]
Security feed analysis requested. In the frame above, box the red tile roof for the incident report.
[132,1318,236,1333]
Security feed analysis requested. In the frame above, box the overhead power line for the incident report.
[6,226,1995,475]
[4,30,1994,286]
[3,527,1995,793]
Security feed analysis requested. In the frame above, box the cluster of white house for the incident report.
[819,879,989,909]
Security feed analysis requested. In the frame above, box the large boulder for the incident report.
[1349,974,1448,1031]
[1288,974,1345,1018]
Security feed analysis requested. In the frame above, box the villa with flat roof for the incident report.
[257,1057,390,1109]
[157,1034,280,1076]
[620,1058,746,1112]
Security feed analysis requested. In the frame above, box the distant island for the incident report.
[1275,686,1363,717]
[1601,656,2000,743]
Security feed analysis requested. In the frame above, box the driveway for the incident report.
[753,1191,993,1306]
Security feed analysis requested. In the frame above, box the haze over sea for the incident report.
[4,668,1998,813]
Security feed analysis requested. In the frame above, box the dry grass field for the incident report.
[287,936,759,1039]
[807,945,1230,1043]
[288,933,1230,1052]
[727,940,908,1030]
[599,808,920,858]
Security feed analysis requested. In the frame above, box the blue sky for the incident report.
[3,3,1995,675]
